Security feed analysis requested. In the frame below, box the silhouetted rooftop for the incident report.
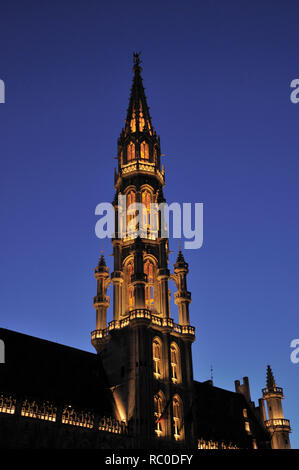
[0,328,114,415]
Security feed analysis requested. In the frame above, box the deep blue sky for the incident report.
[0,0,298,447]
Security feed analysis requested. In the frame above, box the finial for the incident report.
[210,364,214,382]
[98,243,106,267]
[176,242,185,264]
[133,52,142,72]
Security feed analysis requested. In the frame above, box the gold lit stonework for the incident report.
[91,54,195,445]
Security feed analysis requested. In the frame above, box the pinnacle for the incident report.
[266,364,277,390]
[98,253,107,267]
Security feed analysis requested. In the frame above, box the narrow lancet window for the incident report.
[139,112,145,131]
[154,391,165,437]
[153,338,162,379]
[130,112,136,132]
[140,141,149,160]
[173,395,184,441]
[170,343,181,384]
[145,258,155,309]
[127,142,135,162]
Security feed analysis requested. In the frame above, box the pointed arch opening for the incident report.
[123,257,135,313]
[172,394,184,441]
[126,190,136,237]
[139,112,145,132]
[152,336,163,380]
[170,342,181,384]
[144,257,156,311]
[141,188,154,237]
[127,141,135,162]
[130,109,136,133]
[140,140,149,160]
[154,390,166,437]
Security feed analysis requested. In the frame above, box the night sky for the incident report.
[0,1,298,447]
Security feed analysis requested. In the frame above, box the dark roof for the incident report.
[0,328,114,415]
[193,380,269,448]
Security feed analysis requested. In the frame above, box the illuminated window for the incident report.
[245,421,251,433]
[130,112,136,132]
[127,142,135,161]
[140,141,149,160]
[127,190,136,208]
[128,286,134,309]
[154,391,165,437]
[139,112,145,131]
[125,260,134,311]
[145,258,155,309]
[141,189,152,235]
[172,395,184,440]
[126,190,136,234]
[170,343,181,384]
[153,337,162,379]
[127,260,134,279]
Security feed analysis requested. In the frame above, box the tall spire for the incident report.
[115,53,163,186]
[124,52,155,138]
[266,364,277,390]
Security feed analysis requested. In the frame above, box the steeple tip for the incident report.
[266,364,277,390]
[133,52,142,72]
[121,52,155,139]
[98,252,107,267]
[174,243,188,270]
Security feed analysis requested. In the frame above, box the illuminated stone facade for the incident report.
[0,56,291,450]
[91,55,195,446]
[90,55,291,449]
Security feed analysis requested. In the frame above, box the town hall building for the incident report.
[0,55,291,449]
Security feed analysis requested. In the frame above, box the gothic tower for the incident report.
[91,54,196,447]
[261,365,291,449]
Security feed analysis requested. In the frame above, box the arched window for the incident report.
[127,260,134,280]
[140,141,149,160]
[130,111,136,133]
[127,190,136,208]
[125,260,134,311]
[142,189,152,235]
[145,259,155,310]
[153,337,162,379]
[126,190,136,235]
[154,391,165,437]
[127,141,135,162]
[128,286,134,310]
[172,395,184,441]
[170,342,181,384]
[139,112,145,131]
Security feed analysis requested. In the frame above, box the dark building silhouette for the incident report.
[0,55,291,449]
